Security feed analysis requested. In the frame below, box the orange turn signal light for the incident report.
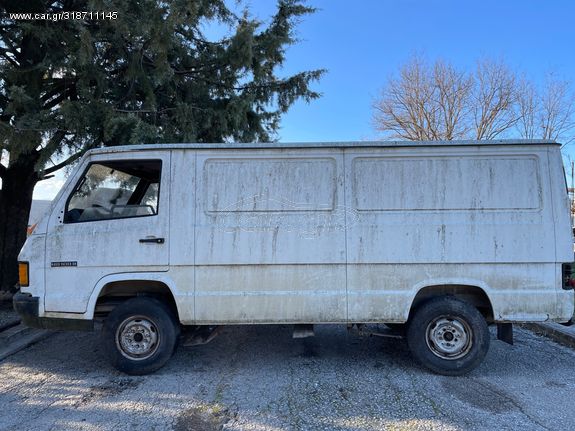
[18,262,29,287]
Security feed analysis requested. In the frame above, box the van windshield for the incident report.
[64,159,161,223]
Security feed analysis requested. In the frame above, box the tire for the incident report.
[406,296,490,376]
[102,297,180,375]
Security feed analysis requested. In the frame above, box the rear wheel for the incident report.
[406,296,490,375]
[102,297,179,375]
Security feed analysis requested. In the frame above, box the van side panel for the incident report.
[167,150,196,322]
[347,263,557,322]
[193,150,348,323]
[344,146,561,322]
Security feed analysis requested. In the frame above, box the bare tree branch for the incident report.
[373,56,438,141]
[472,59,519,140]
[516,78,537,139]
[517,74,575,146]
[540,76,575,143]
[433,60,473,140]
[373,55,473,141]
[373,56,575,144]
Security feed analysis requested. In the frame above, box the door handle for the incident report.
[139,237,165,244]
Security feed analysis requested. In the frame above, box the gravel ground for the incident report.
[544,321,575,336]
[1,324,574,431]
[0,303,19,329]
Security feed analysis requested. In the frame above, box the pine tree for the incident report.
[0,0,324,293]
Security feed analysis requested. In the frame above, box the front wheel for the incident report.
[406,296,490,376]
[102,297,179,375]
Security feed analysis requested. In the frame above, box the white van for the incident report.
[14,140,575,375]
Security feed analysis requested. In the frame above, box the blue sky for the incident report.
[33,0,575,199]
[260,0,575,143]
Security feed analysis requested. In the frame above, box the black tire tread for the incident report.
[406,296,490,376]
[102,296,179,375]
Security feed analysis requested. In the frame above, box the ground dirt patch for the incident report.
[173,405,230,431]
[76,377,142,407]
[441,378,519,414]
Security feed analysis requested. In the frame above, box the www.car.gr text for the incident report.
[8,11,118,22]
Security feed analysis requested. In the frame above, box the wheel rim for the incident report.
[116,315,160,360]
[425,315,473,360]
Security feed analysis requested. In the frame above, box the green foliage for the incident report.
[0,0,324,173]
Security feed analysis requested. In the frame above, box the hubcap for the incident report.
[116,316,160,360]
[425,316,473,360]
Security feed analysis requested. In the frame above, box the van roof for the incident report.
[86,139,558,155]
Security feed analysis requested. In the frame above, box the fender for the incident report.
[85,272,188,320]
[405,277,495,320]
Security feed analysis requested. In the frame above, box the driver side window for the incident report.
[64,159,162,223]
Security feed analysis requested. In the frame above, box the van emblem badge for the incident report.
[51,261,78,268]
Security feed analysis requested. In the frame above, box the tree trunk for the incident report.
[0,157,39,293]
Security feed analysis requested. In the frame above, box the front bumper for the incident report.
[13,292,93,331]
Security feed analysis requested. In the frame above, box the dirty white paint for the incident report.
[18,141,574,324]
[41,152,171,313]
[352,156,540,211]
